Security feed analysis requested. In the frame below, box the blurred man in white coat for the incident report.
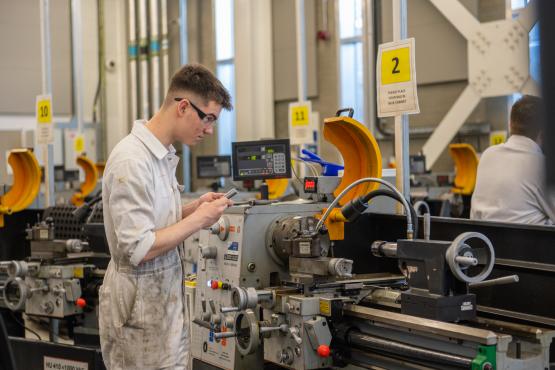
[471,95,555,225]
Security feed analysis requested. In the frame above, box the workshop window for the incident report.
[512,0,540,82]
[215,0,236,155]
[338,0,364,123]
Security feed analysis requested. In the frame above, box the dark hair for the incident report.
[164,63,232,110]
[510,95,544,140]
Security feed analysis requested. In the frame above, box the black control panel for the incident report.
[196,155,232,179]
[231,139,291,181]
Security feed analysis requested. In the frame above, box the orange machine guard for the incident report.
[0,149,41,227]
[71,155,99,206]
[323,116,382,206]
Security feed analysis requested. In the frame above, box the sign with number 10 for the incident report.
[36,94,54,144]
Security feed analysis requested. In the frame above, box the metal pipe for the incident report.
[149,0,161,111]
[179,0,191,192]
[39,0,55,207]
[363,0,376,134]
[71,0,85,135]
[49,318,60,343]
[469,274,519,289]
[347,330,472,368]
[315,177,413,239]
[295,0,307,102]
[160,0,170,95]
[128,0,139,121]
[392,0,410,209]
[138,0,150,119]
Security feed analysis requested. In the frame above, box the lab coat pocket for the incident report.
[112,273,139,329]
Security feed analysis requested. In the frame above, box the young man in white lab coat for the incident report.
[99,64,233,369]
[471,95,555,225]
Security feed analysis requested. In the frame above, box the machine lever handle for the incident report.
[209,299,217,314]
[220,306,240,313]
[455,256,478,266]
[213,331,238,339]
[193,318,212,329]
[260,324,288,334]
[289,326,303,345]
[469,274,519,289]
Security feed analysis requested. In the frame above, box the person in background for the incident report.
[99,64,233,369]
[471,95,555,225]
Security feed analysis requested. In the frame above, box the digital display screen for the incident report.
[196,155,232,179]
[303,177,318,193]
[232,139,292,180]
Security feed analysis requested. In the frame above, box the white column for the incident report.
[104,0,130,155]
[234,0,275,141]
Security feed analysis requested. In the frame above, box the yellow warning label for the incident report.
[74,135,85,153]
[319,299,331,316]
[37,98,52,124]
[291,105,310,126]
[381,47,411,85]
[73,266,84,279]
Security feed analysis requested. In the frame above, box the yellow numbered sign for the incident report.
[489,131,507,146]
[37,98,52,124]
[74,135,85,153]
[376,38,419,117]
[381,47,411,85]
[291,105,310,126]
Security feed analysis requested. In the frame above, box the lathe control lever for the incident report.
[468,274,519,289]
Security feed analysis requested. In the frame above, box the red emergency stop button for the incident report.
[76,298,86,308]
[317,344,330,358]
[211,280,219,290]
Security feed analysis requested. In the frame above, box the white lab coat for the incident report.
[99,121,189,369]
[471,134,555,225]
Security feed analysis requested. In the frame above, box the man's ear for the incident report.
[177,100,188,115]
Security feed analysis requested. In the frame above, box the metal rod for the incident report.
[348,330,473,368]
[160,0,170,95]
[149,0,161,111]
[392,0,410,209]
[363,0,376,133]
[469,274,519,289]
[179,0,191,192]
[49,318,60,343]
[213,331,238,339]
[138,0,150,119]
[295,0,307,102]
[71,0,84,135]
[39,0,55,207]
[455,255,478,267]
[128,0,139,121]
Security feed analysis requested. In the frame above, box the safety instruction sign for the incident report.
[376,38,420,117]
[288,101,315,145]
[36,94,54,144]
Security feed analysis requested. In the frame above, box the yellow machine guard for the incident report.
[71,155,99,206]
[449,143,479,195]
[0,149,41,227]
[266,178,289,200]
[320,115,382,240]
[323,116,382,205]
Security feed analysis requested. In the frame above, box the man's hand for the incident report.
[199,192,225,205]
[189,197,233,229]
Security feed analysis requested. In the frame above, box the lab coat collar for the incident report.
[132,120,176,160]
[506,135,542,155]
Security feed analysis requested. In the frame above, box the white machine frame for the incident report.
[422,0,539,170]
